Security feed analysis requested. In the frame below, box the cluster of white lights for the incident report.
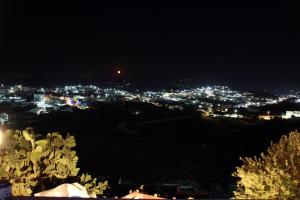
[1,84,300,119]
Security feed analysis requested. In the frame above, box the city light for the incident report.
[0,84,299,123]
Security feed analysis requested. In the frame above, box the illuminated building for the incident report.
[282,111,300,119]
[258,115,275,120]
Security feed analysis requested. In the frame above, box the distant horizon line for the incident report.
[0,81,298,95]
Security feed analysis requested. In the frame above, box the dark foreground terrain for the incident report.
[6,102,300,197]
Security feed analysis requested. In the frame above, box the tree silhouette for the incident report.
[232,131,300,199]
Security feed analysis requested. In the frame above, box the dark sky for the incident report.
[2,1,299,90]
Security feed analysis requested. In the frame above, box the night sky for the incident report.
[3,1,298,90]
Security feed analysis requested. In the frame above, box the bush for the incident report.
[232,131,300,199]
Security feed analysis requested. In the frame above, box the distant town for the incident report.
[0,84,300,126]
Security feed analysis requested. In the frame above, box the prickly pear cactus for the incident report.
[0,128,107,197]
[80,173,109,197]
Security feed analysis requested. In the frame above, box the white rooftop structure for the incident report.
[282,111,300,119]
[34,183,91,198]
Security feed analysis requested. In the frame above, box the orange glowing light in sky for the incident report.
[117,70,121,75]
